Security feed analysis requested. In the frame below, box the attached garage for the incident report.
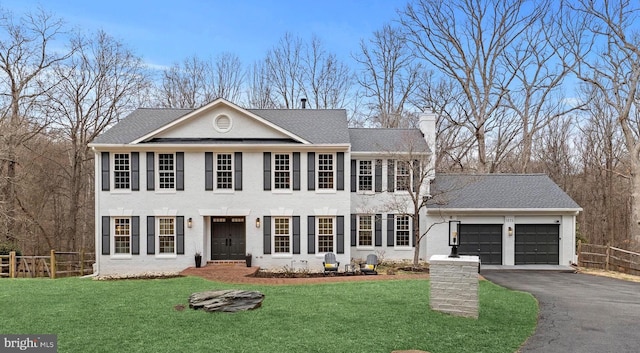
[426,174,582,267]
[459,224,503,265]
[515,224,559,265]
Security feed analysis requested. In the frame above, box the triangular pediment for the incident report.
[132,98,310,144]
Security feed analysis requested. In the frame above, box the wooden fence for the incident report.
[577,241,640,276]
[0,251,94,279]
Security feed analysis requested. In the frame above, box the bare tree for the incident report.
[355,24,422,128]
[44,30,149,251]
[0,8,75,243]
[301,35,353,109]
[562,0,640,243]
[264,32,303,108]
[401,0,549,172]
[246,61,275,109]
[157,55,211,108]
[212,52,244,103]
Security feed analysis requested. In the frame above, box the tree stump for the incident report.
[189,290,264,312]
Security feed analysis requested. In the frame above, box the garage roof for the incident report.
[427,174,581,211]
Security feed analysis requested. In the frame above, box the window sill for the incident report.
[272,189,293,194]
[356,246,374,251]
[315,189,337,194]
[155,189,177,194]
[155,254,177,259]
[394,246,413,251]
[213,189,235,194]
[272,254,293,259]
[110,254,132,260]
[356,191,375,195]
[110,189,132,194]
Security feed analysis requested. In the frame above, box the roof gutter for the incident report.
[427,208,583,215]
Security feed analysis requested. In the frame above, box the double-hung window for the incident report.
[273,217,291,254]
[114,217,131,254]
[274,154,291,190]
[317,154,334,190]
[358,215,373,247]
[216,153,233,190]
[158,218,176,254]
[396,215,411,247]
[113,153,130,190]
[358,160,373,192]
[396,161,411,191]
[158,153,175,190]
[317,217,335,253]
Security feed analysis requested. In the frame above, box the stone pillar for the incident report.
[429,254,480,319]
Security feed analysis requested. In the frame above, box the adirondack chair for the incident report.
[359,254,378,275]
[323,252,340,275]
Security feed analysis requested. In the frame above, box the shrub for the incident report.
[0,242,22,256]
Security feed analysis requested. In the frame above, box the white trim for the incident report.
[313,207,338,216]
[214,152,234,191]
[316,152,336,192]
[111,217,132,258]
[156,216,177,257]
[356,214,374,248]
[130,98,312,145]
[427,208,583,214]
[156,152,176,192]
[356,160,375,194]
[153,207,178,216]
[272,152,292,191]
[269,207,294,216]
[316,216,336,254]
[198,208,251,216]
[111,152,132,192]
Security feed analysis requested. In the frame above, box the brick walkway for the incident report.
[180,263,430,285]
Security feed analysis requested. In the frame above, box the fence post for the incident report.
[605,243,610,271]
[577,240,582,266]
[50,250,56,279]
[80,250,85,276]
[9,251,16,278]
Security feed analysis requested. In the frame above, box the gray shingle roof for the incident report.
[349,128,429,153]
[248,109,350,144]
[91,108,190,144]
[90,106,351,145]
[427,174,581,210]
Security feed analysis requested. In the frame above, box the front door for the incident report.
[211,217,246,260]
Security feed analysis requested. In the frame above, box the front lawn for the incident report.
[0,277,536,353]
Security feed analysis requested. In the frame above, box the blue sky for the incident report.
[1,0,403,70]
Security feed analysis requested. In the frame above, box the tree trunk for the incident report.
[630,158,640,244]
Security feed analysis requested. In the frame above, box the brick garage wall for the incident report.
[429,255,479,318]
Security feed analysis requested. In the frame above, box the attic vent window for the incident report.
[214,114,232,133]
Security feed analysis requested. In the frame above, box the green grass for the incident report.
[0,277,537,353]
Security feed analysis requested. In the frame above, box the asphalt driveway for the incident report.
[482,271,640,353]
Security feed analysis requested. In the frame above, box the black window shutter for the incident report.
[375,214,383,247]
[132,216,140,255]
[350,214,357,246]
[101,216,110,255]
[146,152,155,191]
[293,152,301,190]
[234,152,243,191]
[205,152,213,190]
[413,159,420,193]
[350,160,357,192]
[307,152,315,190]
[293,216,300,254]
[337,152,345,191]
[375,159,382,192]
[387,214,395,247]
[263,216,271,254]
[101,152,110,191]
[307,216,315,254]
[176,152,184,191]
[147,216,155,254]
[176,216,185,254]
[131,152,139,191]
[336,216,344,254]
[387,160,395,192]
[263,152,271,191]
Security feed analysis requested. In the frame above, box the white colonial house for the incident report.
[89,98,581,276]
